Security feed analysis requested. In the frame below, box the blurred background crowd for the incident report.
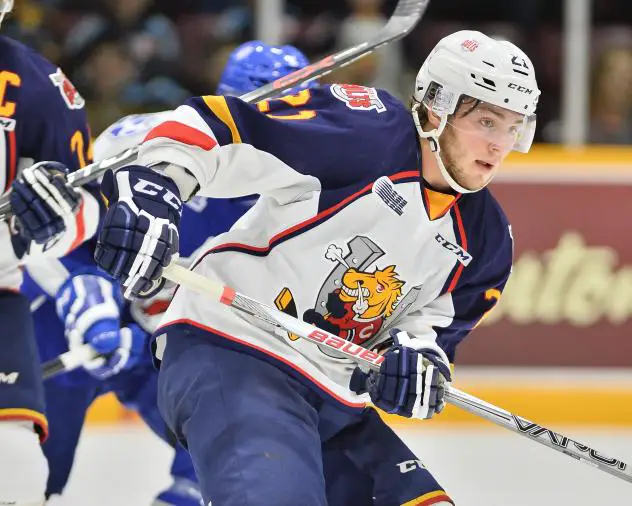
[3,0,632,142]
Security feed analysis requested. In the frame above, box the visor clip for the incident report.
[429,137,439,153]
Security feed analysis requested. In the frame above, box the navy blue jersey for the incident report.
[0,35,104,301]
[0,36,97,439]
[0,36,91,190]
[138,84,512,406]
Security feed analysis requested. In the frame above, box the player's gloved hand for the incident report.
[95,166,182,299]
[350,328,452,419]
[10,161,81,244]
[55,273,146,380]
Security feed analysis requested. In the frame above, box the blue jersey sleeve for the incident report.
[389,191,513,364]
[138,84,420,205]
[187,85,418,190]
[0,36,92,191]
[0,36,102,302]
[435,194,513,362]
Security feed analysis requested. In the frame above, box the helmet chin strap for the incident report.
[0,1,12,27]
[412,102,485,195]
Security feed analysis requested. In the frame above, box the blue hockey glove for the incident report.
[350,328,452,419]
[55,273,146,380]
[10,161,81,244]
[95,166,182,299]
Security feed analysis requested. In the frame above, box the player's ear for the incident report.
[426,109,441,128]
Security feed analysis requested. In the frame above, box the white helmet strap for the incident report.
[0,0,12,27]
[412,101,478,195]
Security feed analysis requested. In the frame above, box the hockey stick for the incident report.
[42,343,99,380]
[239,0,429,102]
[160,262,632,485]
[0,0,430,221]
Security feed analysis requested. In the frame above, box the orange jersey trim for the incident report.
[401,490,453,506]
[0,408,49,442]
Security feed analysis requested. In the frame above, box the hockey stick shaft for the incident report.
[161,262,632,484]
[446,387,632,484]
[240,0,429,102]
[42,343,99,380]
[0,0,430,221]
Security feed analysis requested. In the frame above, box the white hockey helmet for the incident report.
[412,30,540,193]
[0,0,13,28]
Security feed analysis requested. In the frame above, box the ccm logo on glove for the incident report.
[133,179,181,210]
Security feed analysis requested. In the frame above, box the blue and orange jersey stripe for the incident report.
[401,490,454,506]
[202,95,242,144]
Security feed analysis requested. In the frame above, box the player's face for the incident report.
[440,103,525,191]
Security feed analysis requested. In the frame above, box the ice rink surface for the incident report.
[50,423,632,505]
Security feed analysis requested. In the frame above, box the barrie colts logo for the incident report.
[331,84,386,113]
[435,233,473,266]
[372,177,407,215]
[49,68,85,110]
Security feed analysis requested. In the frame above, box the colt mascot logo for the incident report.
[276,237,422,359]
[311,246,403,344]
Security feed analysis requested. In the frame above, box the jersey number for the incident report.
[473,288,502,328]
[257,90,316,121]
[70,130,93,168]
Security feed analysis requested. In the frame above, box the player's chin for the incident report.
[455,174,490,192]
[461,166,496,190]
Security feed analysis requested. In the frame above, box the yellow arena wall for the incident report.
[85,145,632,428]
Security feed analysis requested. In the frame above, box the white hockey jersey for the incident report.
[138,85,513,408]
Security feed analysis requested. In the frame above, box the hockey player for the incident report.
[91,29,541,505]
[51,37,454,506]
[21,40,317,506]
[92,29,541,506]
[0,1,100,504]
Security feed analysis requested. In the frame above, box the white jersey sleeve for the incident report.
[94,111,173,162]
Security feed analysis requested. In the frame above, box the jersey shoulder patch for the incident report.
[48,68,85,110]
[330,84,387,113]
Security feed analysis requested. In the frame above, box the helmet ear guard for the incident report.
[411,87,450,154]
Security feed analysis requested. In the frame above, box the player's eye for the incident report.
[480,118,494,129]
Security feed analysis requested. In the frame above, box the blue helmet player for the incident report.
[217,40,317,96]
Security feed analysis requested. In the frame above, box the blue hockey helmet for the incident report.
[217,40,317,96]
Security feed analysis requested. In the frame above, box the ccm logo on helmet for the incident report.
[508,83,534,95]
